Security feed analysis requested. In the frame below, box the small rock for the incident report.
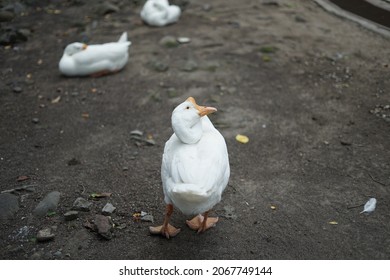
[181,60,198,72]
[262,0,279,6]
[94,214,113,240]
[64,210,79,221]
[32,118,39,124]
[36,228,55,242]
[53,250,62,258]
[0,193,19,221]
[140,214,154,223]
[33,191,61,218]
[0,10,15,22]
[152,61,169,72]
[202,4,212,11]
[159,35,179,48]
[340,140,352,146]
[295,16,306,23]
[72,197,92,212]
[96,2,119,15]
[12,86,22,93]
[130,129,143,137]
[222,205,237,220]
[102,203,116,215]
[67,158,81,166]
[177,37,190,44]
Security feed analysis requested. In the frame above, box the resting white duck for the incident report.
[150,97,230,238]
[59,32,131,77]
[140,0,181,27]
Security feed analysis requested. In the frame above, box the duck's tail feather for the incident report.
[118,32,131,46]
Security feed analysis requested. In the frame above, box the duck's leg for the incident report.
[149,204,180,239]
[186,211,219,233]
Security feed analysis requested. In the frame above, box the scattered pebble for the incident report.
[32,118,39,124]
[181,60,198,72]
[0,193,19,221]
[102,203,116,216]
[64,210,79,221]
[67,158,81,166]
[72,197,92,212]
[33,191,61,218]
[94,214,113,240]
[177,37,190,44]
[12,86,22,93]
[36,228,55,242]
[159,35,179,48]
[130,130,143,137]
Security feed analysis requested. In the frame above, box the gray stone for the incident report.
[64,210,79,221]
[12,86,22,93]
[0,10,15,22]
[159,35,178,48]
[102,203,116,215]
[33,191,61,217]
[141,214,154,223]
[36,228,55,242]
[32,118,39,124]
[181,60,198,72]
[0,193,19,221]
[152,61,169,72]
[72,197,92,211]
[96,2,119,15]
[94,214,112,240]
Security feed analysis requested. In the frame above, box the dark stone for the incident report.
[0,193,19,221]
[33,191,61,217]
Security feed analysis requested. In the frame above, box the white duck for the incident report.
[59,32,131,77]
[140,0,181,27]
[150,97,230,238]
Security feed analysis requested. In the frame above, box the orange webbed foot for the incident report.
[149,223,180,239]
[186,214,219,233]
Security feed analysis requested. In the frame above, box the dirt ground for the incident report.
[1,0,389,260]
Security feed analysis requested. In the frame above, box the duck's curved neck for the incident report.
[173,119,203,144]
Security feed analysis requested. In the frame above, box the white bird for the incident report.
[140,0,181,27]
[150,97,230,238]
[59,32,131,77]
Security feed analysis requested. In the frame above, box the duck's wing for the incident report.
[162,131,230,197]
[73,43,130,65]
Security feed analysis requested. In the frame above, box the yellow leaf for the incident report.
[236,134,249,144]
[329,221,338,225]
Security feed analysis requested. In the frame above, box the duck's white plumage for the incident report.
[162,115,230,215]
[140,0,181,27]
[59,32,131,76]
[150,97,230,238]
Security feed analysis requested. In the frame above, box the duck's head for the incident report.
[63,42,88,56]
[172,97,217,144]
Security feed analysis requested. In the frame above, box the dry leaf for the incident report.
[17,175,30,182]
[90,88,97,93]
[328,221,338,225]
[82,113,89,119]
[236,134,249,144]
[270,205,277,210]
[90,192,112,199]
[51,96,61,103]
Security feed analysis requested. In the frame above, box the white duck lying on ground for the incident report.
[140,0,181,27]
[150,97,230,238]
[59,32,131,77]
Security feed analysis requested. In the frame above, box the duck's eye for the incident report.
[186,106,190,109]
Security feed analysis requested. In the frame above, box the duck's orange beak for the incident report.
[82,44,88,50]
[186,97,217,117]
